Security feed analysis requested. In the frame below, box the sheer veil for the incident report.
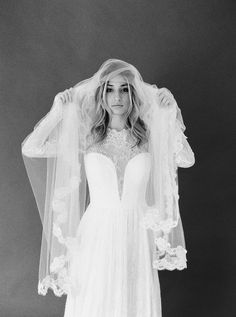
[21,58,195,296]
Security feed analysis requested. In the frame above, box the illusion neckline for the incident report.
[107,127,129,133]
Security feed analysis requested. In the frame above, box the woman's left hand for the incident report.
[158,88,176,107]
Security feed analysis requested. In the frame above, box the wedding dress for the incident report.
[63,127,162,316]
[21,59,195,317]
[22,106,194,317]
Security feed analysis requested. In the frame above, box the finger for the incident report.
[67,89,72,103]
[162,97,168,106]
[56,93,65,104]
[160,88,173,99]
[159,88,170,99]
[68,89,72,102]
[69,88,73,102]
[63,90,68,104]
[67,88,71,102]
[159,91,169,101]
[163,97,169,105]
[162,87,171,95]
[57,93,63,103]
[65,90,70,103]
[159,88,166,94]
[160,95,166,103]
[158,92,164,100]
[54,95,60,103]
[159,99,165,107]
[69,89,73,102]
[61,93,66,104]
[158,89,165,96]
[162,96,170,106]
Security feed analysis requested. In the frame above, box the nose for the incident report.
[114,93,121,102]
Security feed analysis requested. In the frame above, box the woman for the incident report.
[21,58,195,317]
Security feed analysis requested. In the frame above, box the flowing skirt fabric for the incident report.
[64,203,162,317]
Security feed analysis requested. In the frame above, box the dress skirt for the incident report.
[64,203,162,317]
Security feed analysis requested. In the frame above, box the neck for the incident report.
[107,115,127,131]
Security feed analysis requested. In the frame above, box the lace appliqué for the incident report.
[38,271,69,297]
[38,225,80,296]
[153,237,187,270]
[86,128,148,200]
[174,122,195,168]
[140,208,187,270]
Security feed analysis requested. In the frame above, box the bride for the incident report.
[21,58,195,317]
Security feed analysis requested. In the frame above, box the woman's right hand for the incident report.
[54,88,74,105]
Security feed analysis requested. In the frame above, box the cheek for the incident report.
[105,94,112,106]
[123,94,130,106]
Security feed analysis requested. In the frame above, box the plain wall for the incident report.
[0,1,235,316]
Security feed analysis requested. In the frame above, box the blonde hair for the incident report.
[90,71,149,147]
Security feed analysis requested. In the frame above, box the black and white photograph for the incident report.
[0,1,235,316]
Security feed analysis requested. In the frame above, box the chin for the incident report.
[111,106,128,114]
[112,109,127,116]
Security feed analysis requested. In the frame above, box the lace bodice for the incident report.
[85,128,149,200]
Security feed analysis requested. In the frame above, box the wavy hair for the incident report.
[90,71,149,148]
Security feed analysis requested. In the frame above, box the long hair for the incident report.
[90,69,149,147]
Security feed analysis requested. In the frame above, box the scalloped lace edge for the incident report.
[38,276,69,297]
[152,245,187,271]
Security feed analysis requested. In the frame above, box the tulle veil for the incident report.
[21,58,195,296]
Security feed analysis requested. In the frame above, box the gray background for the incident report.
[0,1,235,316]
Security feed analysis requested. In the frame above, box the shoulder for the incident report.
[85,132,102,152]
[140,141,149,152]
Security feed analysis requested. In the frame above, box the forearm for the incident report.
[174,107,195,168]
[21,102,63,157]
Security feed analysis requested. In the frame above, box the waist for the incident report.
[87,201,148,211]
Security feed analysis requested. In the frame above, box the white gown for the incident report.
[22,105,194,316]
[64,127,162,317]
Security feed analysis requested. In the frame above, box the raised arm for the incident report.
[21,101,63,158]
[21,88,75,158]
[174,107,195,168]
[158,87,195,168]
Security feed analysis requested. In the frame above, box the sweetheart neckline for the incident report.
[84,151,151,202]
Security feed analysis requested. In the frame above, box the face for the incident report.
[104,74,131,116]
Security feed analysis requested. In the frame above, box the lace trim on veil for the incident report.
[140,208,187,270]
[152,237,187,270]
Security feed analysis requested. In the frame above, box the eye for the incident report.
[106,88,112,93]
[122,87,129,93]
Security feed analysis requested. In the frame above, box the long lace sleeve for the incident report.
[174,106,195,168]
[21,102,63,158]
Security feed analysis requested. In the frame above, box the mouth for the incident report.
[112,104,123,107]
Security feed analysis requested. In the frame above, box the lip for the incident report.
[112,104,123,107]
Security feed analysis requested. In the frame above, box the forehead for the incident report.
[107,74,127,85]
